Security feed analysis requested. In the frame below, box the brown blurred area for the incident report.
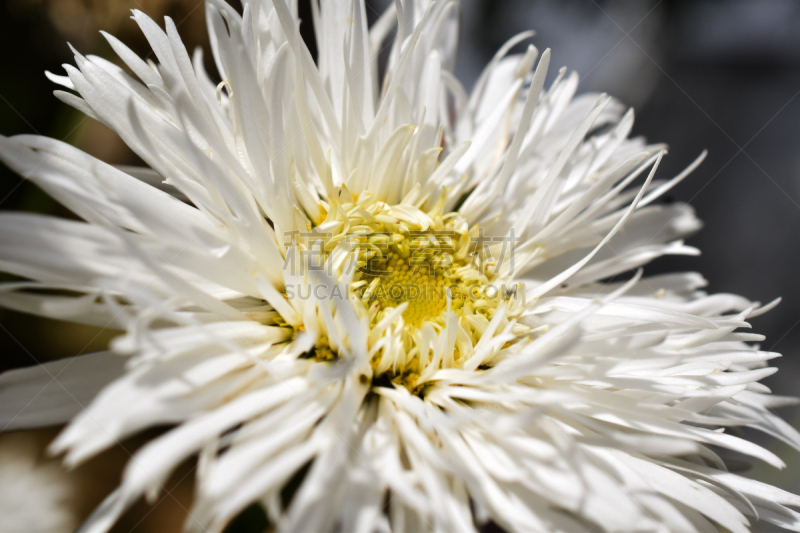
[7,0,209,51]
[0,428,197,532]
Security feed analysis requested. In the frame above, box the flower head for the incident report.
[1,1,799,531]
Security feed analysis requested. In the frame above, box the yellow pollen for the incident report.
[370,251,450,328]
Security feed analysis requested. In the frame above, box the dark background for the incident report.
[0,0,798,530]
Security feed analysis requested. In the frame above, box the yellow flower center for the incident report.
[358,230,470,328]
[379,256,447,328]
[287,187,530,393]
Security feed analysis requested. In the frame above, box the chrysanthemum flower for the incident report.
[1,1,799,531]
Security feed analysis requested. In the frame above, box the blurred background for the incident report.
[0,0,799,530]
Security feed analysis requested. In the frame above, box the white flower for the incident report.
[0,1,798,532]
